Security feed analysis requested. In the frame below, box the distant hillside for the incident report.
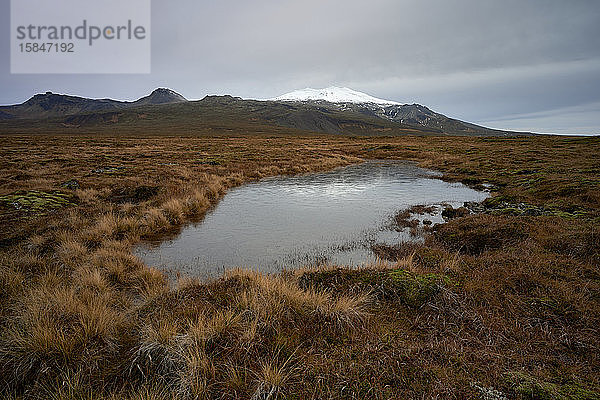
[0,88,187,120]
[0,88,531,137]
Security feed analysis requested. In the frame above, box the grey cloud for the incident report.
[1,0,599,134]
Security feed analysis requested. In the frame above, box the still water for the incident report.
[136,161,488,278]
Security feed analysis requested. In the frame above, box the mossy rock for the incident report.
[480,196,589,218]
[441,205,470,220]
[387,269,452,308]
[0,190,76,216]
[482,195,518,208]
[490,207,522,216]
[545,206,588,219]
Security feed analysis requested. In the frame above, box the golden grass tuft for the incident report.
[90,245,145,286]
[125,384,177,400]
[85,212,139,245]
[74,188,100,204]
[130,317,181,380]
[0,267,25,304]
[133,266,168,298]
[182,189,210,215]
[176,344,214,399]
[141,318,180,347]
[252,349,298,400]
[27,233,47,251]
[142,207,171,233]
[76,293,124,343]
[227,269,369,331]
[73,266,109,293]
[186,309,243,348]
[57,238,89,268]
[223,362,249,395]
[0,284,124,385]
[161,198,186,224]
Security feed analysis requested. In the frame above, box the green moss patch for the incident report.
[91,165,126,175]
[299,268,452,308]
[477,195,591,219]
[0,190,76,216]
[505,372,600,400]
[196,155,224,165]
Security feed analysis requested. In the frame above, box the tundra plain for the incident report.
[0,133,599,399]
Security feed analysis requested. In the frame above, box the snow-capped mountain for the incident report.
[266,86,517,135]
[271,86,402,105]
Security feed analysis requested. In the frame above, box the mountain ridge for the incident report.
[0,88,532,137]
[0,88,187,120]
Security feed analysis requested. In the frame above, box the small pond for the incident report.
[135,161,489,279]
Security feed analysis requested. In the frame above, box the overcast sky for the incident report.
[2,0,599,135]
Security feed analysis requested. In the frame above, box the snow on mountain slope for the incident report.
[271,86,402,105]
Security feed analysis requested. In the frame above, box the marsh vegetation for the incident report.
[0,134,598,399]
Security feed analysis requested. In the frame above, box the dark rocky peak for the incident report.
[135,88,187,105]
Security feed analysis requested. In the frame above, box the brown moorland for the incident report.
[0,133,599,399]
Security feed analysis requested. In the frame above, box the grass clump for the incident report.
[433,214,528,254]
[125,269,370,398]
[0,283,126,391]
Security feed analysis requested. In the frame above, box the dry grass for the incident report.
[123,268,371,398]
[0,133,598,398]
